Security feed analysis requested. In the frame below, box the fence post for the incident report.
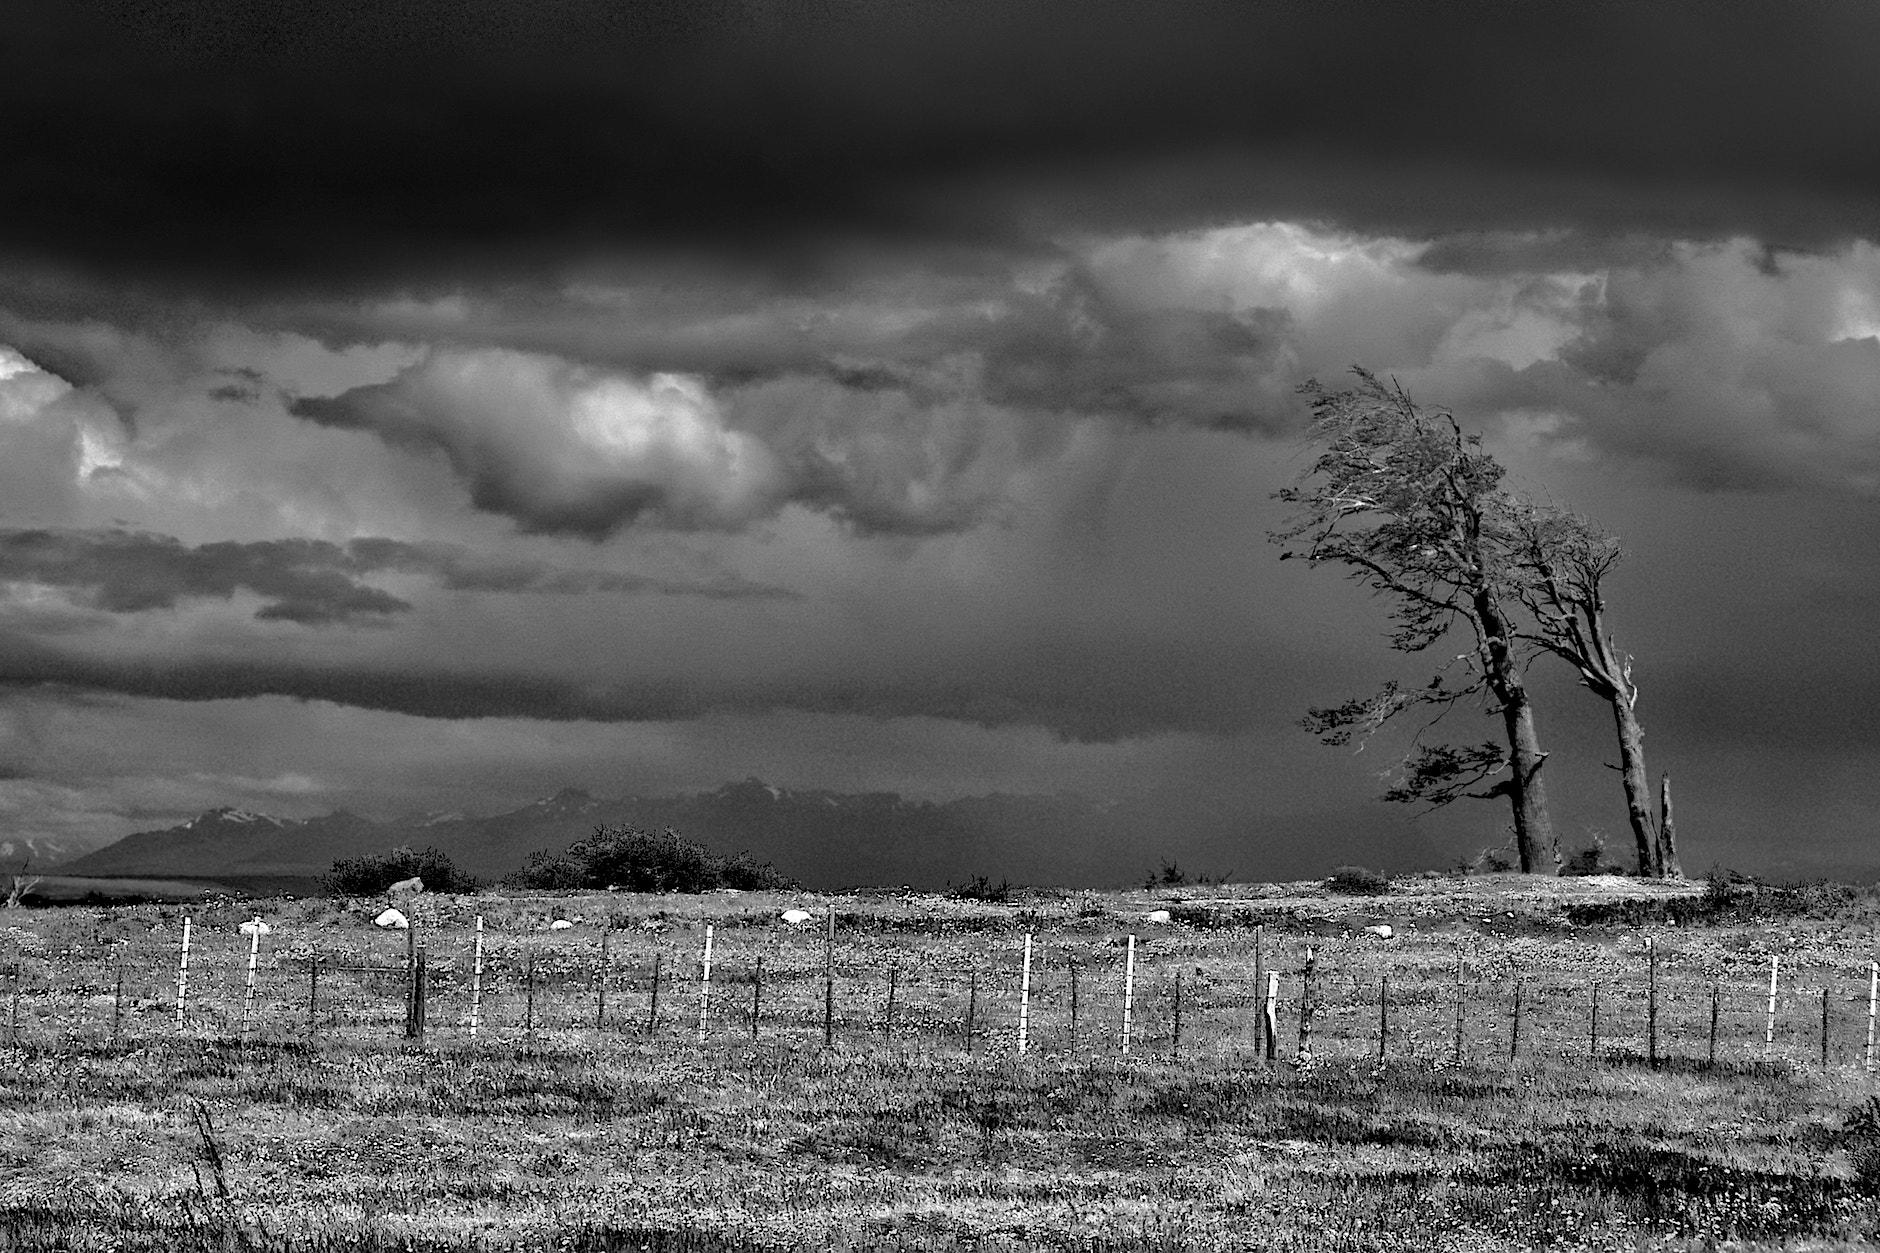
[751,956,763,1039]
[308,956,319,1036]
[885,963,898,1039]
[1764,955,1779,1060]
[1171,971,1182,1059]
[1822,985,1831,1068]
[1590,980,1599,1063]
[175,917,192,1034]
[965,968,977,1053]
[596,928,609,1031]
[242,916,263,1034]
[1647,937,1657,1069]
[1296,948,1316,1063]
[525,948,536,1037]
[1868,962,1877,1074]
[1121,935,1136,1057]
[1069,963,1080,1045]
[697,925,714,1043]
[823,909,835,1049]
[1511,977,1523,1063]
[1377,975,1389,1061]
[1453,951,1465,1066]
[470,917,484,1038]
[646,952,661,1035]
[1017,934,1033,1056]
[1251,924,1265,1059]
[1264,970,1279,1064]
[1709,982,1720,1066]
[404,919,421,1040]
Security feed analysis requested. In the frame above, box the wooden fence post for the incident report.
[1017,934,1033,1056]
[1452,951,1465,1066]
[696,925,714,1043]
[470,917,484,1038]
[1069,963,1080,1045]
[242,916,263,1034]
[885,963,898,1039]
[404,918,423,1040]
[1251,925,1265,1058]
[1511,977,1523,1063]
[1264,970,1279,1064]
[1867,962,1877,1074]
[1171,971,1183,1059]
[646,952,662,1036]
[596,928,609,1031]
[823,909,835,1049]
[965,968,977,1053]
[1709,982,1720,1066]
[525,948,536,1037]
[1646,937,1657,1069]
[1590,980,1599,1062]
[1296,948,1316,1062]
[1377,975,1389,1061]
[1121,935,1136,1057]
[175,917,192,1034]
[1764,955,1779,1060]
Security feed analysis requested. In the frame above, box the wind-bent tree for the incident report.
[1274,368,1557,873]
[1504,502,1681,877]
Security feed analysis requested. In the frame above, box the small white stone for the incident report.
[549,919,575,930]
[780,909,814,926]
[1145,909,1173,924]
[1365,924,1394,939]
[386,877,425,895]
[238,920,271,937]
[374,908,409,929]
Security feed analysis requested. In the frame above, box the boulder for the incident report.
[549,919,575,930]
[1364,924,1394,939]
[780,908,814,926]
[374,908,409,929]
[1145,909,1173,924]
[386,877,425,894]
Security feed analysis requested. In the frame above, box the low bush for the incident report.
[322,846,478,896]
[1324,865,1390,895]
[505,824,795,893]
[948,875,1014,904]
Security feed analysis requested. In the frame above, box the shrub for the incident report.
[505,824,794,893]
[1561,829,1626,876]
[322,846,478,896]
[1324,865,1390,895]
[949,875,1014,904]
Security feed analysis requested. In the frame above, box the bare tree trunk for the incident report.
[1610,697,1661,877]
[1480,597,1556,875]
[1658,773,1681,878]
[1502,686,1556,874]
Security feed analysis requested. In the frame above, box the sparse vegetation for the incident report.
[506,824,794,893]
[1324,864,1390,894]
[946,874,1014,903]
[322,845,478,896]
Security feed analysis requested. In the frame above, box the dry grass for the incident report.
[2,874,1879,1250]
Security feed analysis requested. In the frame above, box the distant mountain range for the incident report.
[50,780,1442,890]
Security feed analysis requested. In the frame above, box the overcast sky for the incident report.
[2,1,1877,880]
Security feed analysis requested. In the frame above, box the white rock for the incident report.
[374,908,409,929]
[238,919,271,937]
[1364,924,1394,939]
[780,909,814,926]
[386,876,425,894]
[1145,909,1173,924]
[549,919,575,930]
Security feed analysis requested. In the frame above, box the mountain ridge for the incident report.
[52,779,1442,890]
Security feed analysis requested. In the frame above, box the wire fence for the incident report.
[2,913,1876,1074]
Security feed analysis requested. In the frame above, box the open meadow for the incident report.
[6,873,1880,1251]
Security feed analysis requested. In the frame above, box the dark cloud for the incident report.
[3,2,1877,291]
[0,528,796,625]
[0,528,412,625]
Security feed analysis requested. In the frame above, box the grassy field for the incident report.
[4,873,1880,1251]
